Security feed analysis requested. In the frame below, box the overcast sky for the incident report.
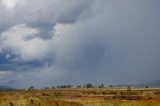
[0,0,160,88]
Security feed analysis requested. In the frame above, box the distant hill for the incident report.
[136,80,160,88]
[0,85,14,90]
[115,80,160,88]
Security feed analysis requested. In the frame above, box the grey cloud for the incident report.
[0,0,95,38]
[52,0,160,85]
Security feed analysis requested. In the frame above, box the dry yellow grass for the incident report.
[0,88,160,106]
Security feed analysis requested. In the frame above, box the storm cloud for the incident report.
[0,0,160,88]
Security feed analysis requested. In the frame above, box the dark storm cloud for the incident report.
[53,0,160,85]
[0,0,160,88]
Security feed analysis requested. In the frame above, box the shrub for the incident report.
[9,102,14,106]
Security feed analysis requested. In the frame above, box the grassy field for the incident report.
[0,88,160,106]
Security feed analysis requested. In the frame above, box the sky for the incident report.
[0,0,160,88]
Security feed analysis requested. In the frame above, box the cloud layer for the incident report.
[0,0,160,88]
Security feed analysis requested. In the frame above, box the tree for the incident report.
[85,83,93,88]
[27,86,34,90]
[127,85,131,98]
[45,86,49,89]
[146,86,149,88]
[109,85,113,88]
[99,84,104,88]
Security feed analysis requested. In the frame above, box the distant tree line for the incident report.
[44,83,105,89]
[26,83,150,90]
[57,85,73,88]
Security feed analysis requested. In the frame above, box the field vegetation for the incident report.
[0,88,160,106]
